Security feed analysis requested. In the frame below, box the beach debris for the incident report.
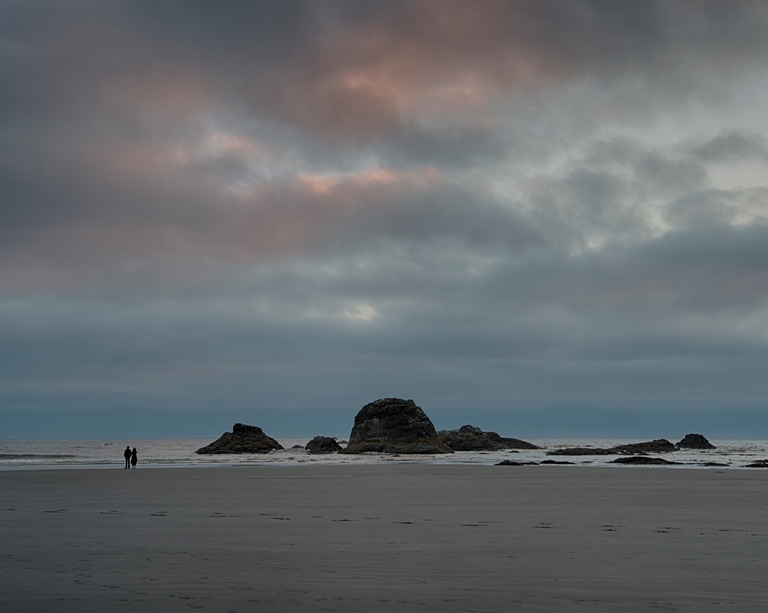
[195,423,284,454]
[305,436,342,454]
[675,433,716,449]
[341,398,454,454]
[438,424,540,451]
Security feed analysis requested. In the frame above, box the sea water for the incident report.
[1,438,766,470]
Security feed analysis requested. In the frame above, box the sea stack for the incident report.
[676,433,716,449]
[342,398,454,454]
[196,423,283,454]
[305,436,343,454]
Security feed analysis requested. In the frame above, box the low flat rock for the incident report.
[612,439,677,454]
[486,432,541,450]
[548,439,677,456]
[676,433,716,449]
[438,425,540,451]
[744,459,768,468]
[611,456,681,465]
[305,436,342,454]
[341,398,453,454]
[496,459,538,466]
[196,423,283,454]
[548,447,615,456]
[438,425,506,451]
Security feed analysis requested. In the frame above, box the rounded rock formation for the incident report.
[196,423,283,454]
[305,436,342,454]
[675,433,716,449]
[342,398,453,454]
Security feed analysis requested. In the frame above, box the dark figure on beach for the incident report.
[124,446,131,469]
[131,447,137,469]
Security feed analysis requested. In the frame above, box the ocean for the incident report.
[1,437,767,470]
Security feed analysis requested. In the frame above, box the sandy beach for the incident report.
[1,465,766,612]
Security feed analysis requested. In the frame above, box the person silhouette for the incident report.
[131,447,137,469]
[124,446,131,469]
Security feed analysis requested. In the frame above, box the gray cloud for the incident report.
[3,1,768,435]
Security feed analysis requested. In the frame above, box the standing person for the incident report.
[131,447,137,469]
[123,446,131,469]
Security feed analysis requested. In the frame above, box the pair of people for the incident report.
[123,446,138,469]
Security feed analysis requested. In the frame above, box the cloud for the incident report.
[3,1,768,429]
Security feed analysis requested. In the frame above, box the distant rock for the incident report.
[611,456,681,465]
[305,436,342,454]
[496,459,538,466]
[744,460,768,468]
[341,398,454,454]
[196,423,283,454]
[548,439,677,456]
[675,433,716,450]
[548,447,615,456]
[438,425,540,451]
[612,439,677,454]
[438,425,506,451]
[485,432,541,450]
[539,459,576,465]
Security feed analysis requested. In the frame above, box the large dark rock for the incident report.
[438,425,540,451]
[548,439,677,456]
[305,436,342,454]
[341,398,454,454]
[196,423,283,454]
[676,433,716,450]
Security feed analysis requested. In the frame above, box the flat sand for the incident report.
[1,465,766,612]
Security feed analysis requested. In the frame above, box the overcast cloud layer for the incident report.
[3,1,768,438]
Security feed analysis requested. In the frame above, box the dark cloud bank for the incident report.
[2,1,768,438]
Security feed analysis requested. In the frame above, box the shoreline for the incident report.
[3,465,767,612]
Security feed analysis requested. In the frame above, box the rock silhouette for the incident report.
[548,439,677,456]
[305,436,342,454]
[438,425,540,451]
[676,433,716,449]
[342,398,453,454]
[196,423,283,454]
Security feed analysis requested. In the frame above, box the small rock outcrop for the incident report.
[341,398,454,454]
[438,425,540,451]
[612,439,677,454]
[485,432,541,450]
[547,447,615,456]
[496,459,538,466]
[611,456,681,465]
[438,425,506,451]
[305,436,342,454]
[676,433,716,450]
[548,439,677,456]
[196,423,283,454]
[744,460,768,468]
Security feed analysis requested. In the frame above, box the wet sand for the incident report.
[1,464,766,612]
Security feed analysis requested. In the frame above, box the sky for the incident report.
[2,0,768,440]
